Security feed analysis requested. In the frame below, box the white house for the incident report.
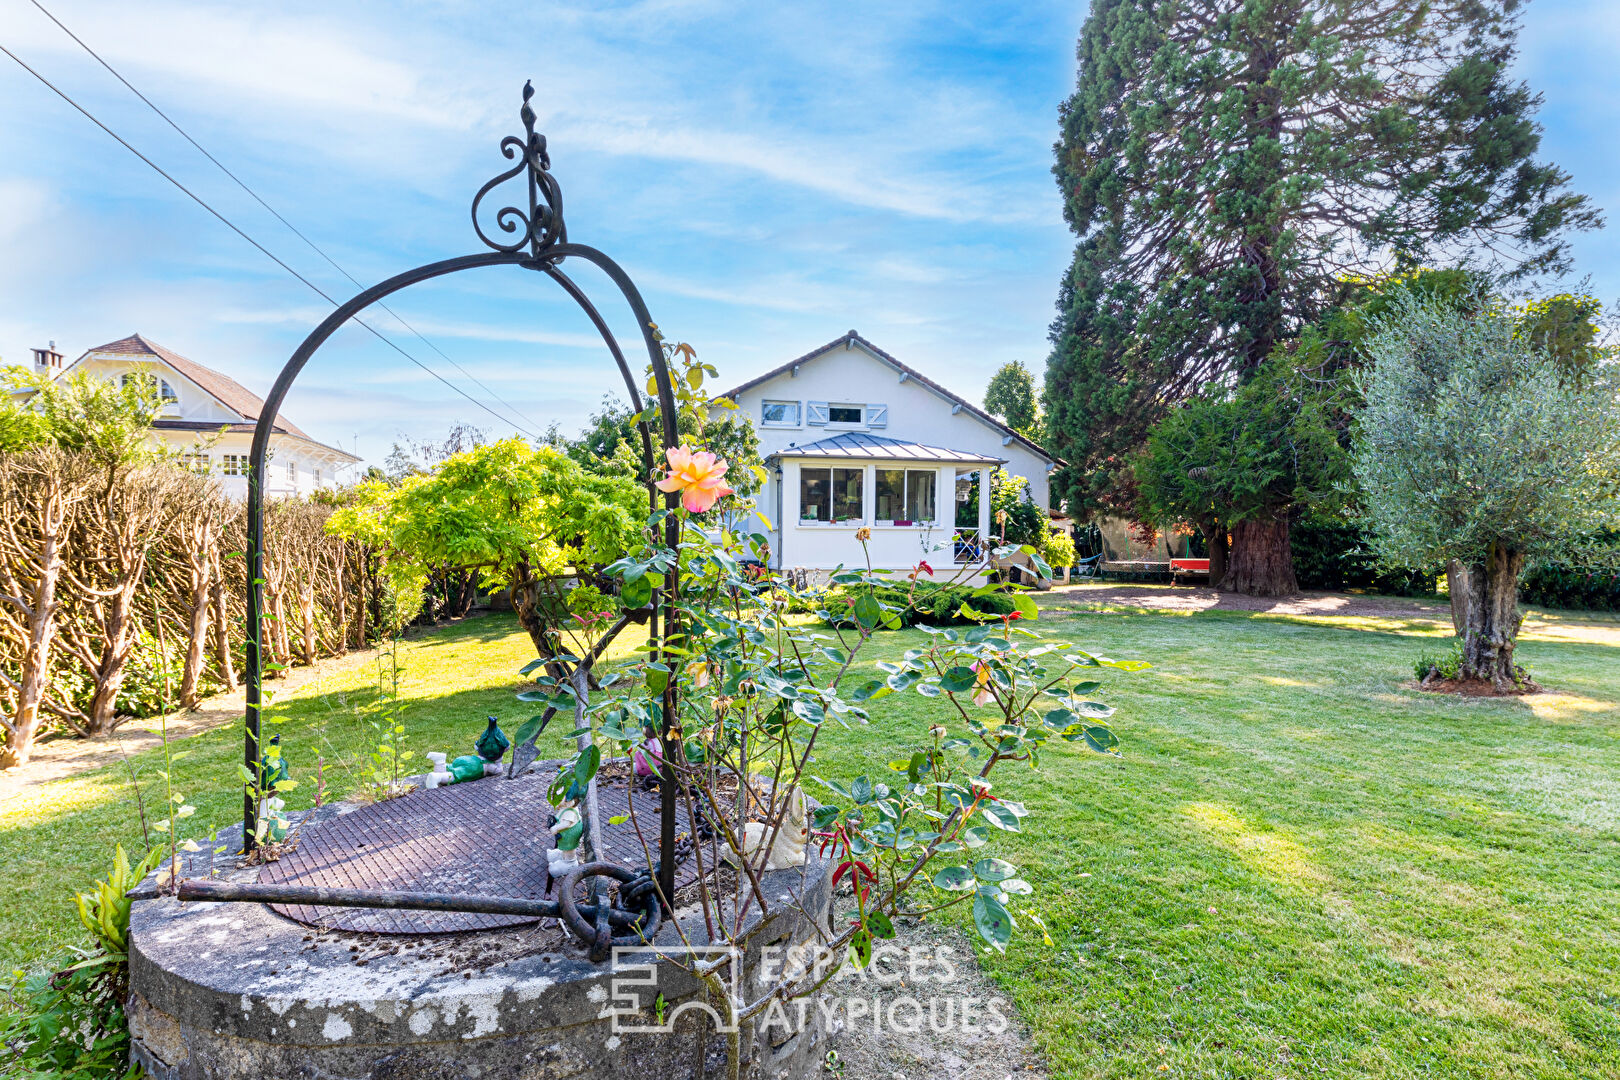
[717,331,1059,574]
[22,335,358,497]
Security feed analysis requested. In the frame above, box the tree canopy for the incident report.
[1354,291,1620,571]
[984,361,1041,441]
[1044,0,1598,515]
[327,440,647,658]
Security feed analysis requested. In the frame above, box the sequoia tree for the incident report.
[1045,0,1597,590]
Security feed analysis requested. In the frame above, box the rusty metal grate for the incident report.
[261,771,701,934]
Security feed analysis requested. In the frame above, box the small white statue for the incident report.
[724,784,809,872]
[424,752,451,789]
[547,803,583,877]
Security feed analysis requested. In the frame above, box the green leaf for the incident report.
[1082,725,1121,754]
[850,927,873,968]
[973,893,1013,951]
[851,679,889,702]
[941,666,979,693]
[974,857,1018,882]
[866,910,896,939]
[621,574,653,608]
[851,776,874,804]
[932,865,975,891]
[1011,593,1039,621]
[574,745,601,790]
[979,802,1022,832]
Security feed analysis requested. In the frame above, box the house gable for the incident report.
[720,331,1058,465]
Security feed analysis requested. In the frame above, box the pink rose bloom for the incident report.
[655,446,735,513]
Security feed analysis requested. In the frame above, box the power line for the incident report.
[26,0,547,437]
[0,40,544,440]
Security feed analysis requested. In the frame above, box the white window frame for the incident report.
[760,399,801,427]
[826,402,865,428]
[873,467,940,526]
[286,460,298,483]
[221,454,243,477]
[797,465,865,526]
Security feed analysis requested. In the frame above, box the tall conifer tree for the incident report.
[1044,0,1597,590]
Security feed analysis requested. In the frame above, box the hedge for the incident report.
[1290,515,1438,596]
[820,581,1016,629]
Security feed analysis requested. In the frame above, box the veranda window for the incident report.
[874,469,937,525]
[800,468,829,522]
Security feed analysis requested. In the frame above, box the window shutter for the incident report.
[807,401,829,426]
[866,403,887,428]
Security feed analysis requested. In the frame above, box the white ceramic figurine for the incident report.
[724,784,809,871]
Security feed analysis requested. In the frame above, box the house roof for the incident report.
[719,330,1060,465]
[772,431,1006,465]
[77,335,359,461]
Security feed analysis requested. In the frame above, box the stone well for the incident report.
[128,783,835,1080]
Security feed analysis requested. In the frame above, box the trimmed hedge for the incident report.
[821,581,1016,629]
[1290,515,1438,596]
[1521,561,1620,612]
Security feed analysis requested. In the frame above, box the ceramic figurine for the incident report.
[723,784,809,871]
[448,754,486,783]
[263,796,290,843]
[475,716,510,763]
[547,804,583,877]
[259,734,290,789]
[633,736,663,778]
[424,752,451,789]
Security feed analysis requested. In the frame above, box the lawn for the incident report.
[2,597,1617,1079]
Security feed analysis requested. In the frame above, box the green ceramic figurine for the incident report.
[475,716,511,764]
[448,754,487,783]
[259,734,290,789]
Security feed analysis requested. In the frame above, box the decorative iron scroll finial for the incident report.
[472,81,565,257]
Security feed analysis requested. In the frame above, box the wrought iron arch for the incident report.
[242,82,686,911]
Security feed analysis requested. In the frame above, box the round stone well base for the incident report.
[129,803,834,1080]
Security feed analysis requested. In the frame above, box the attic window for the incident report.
[118,372,177,402]
[827,404,863,425]
[761,400,800,426]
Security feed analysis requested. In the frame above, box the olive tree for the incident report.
[1354,291,1620,688]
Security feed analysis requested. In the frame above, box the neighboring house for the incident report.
[717,330,1059,574]
[20,335,358,498]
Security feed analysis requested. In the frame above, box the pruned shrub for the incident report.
[821,581,1016,630]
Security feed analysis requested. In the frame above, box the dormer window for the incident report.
[827,403,864,425]
[119,372,177,403]
[761,400,801,426]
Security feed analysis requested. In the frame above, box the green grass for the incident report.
[3,602,1617,1079]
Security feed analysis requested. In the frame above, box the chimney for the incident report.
[31,340,63,379]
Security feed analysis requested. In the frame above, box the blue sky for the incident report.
[1,0,1615,473]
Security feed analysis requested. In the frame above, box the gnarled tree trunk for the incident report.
[1459,543,1525,691]
[0,451,85,768]
[1222,515,1297,597]
[210,548,237,692]
[1445,561,1471,636]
